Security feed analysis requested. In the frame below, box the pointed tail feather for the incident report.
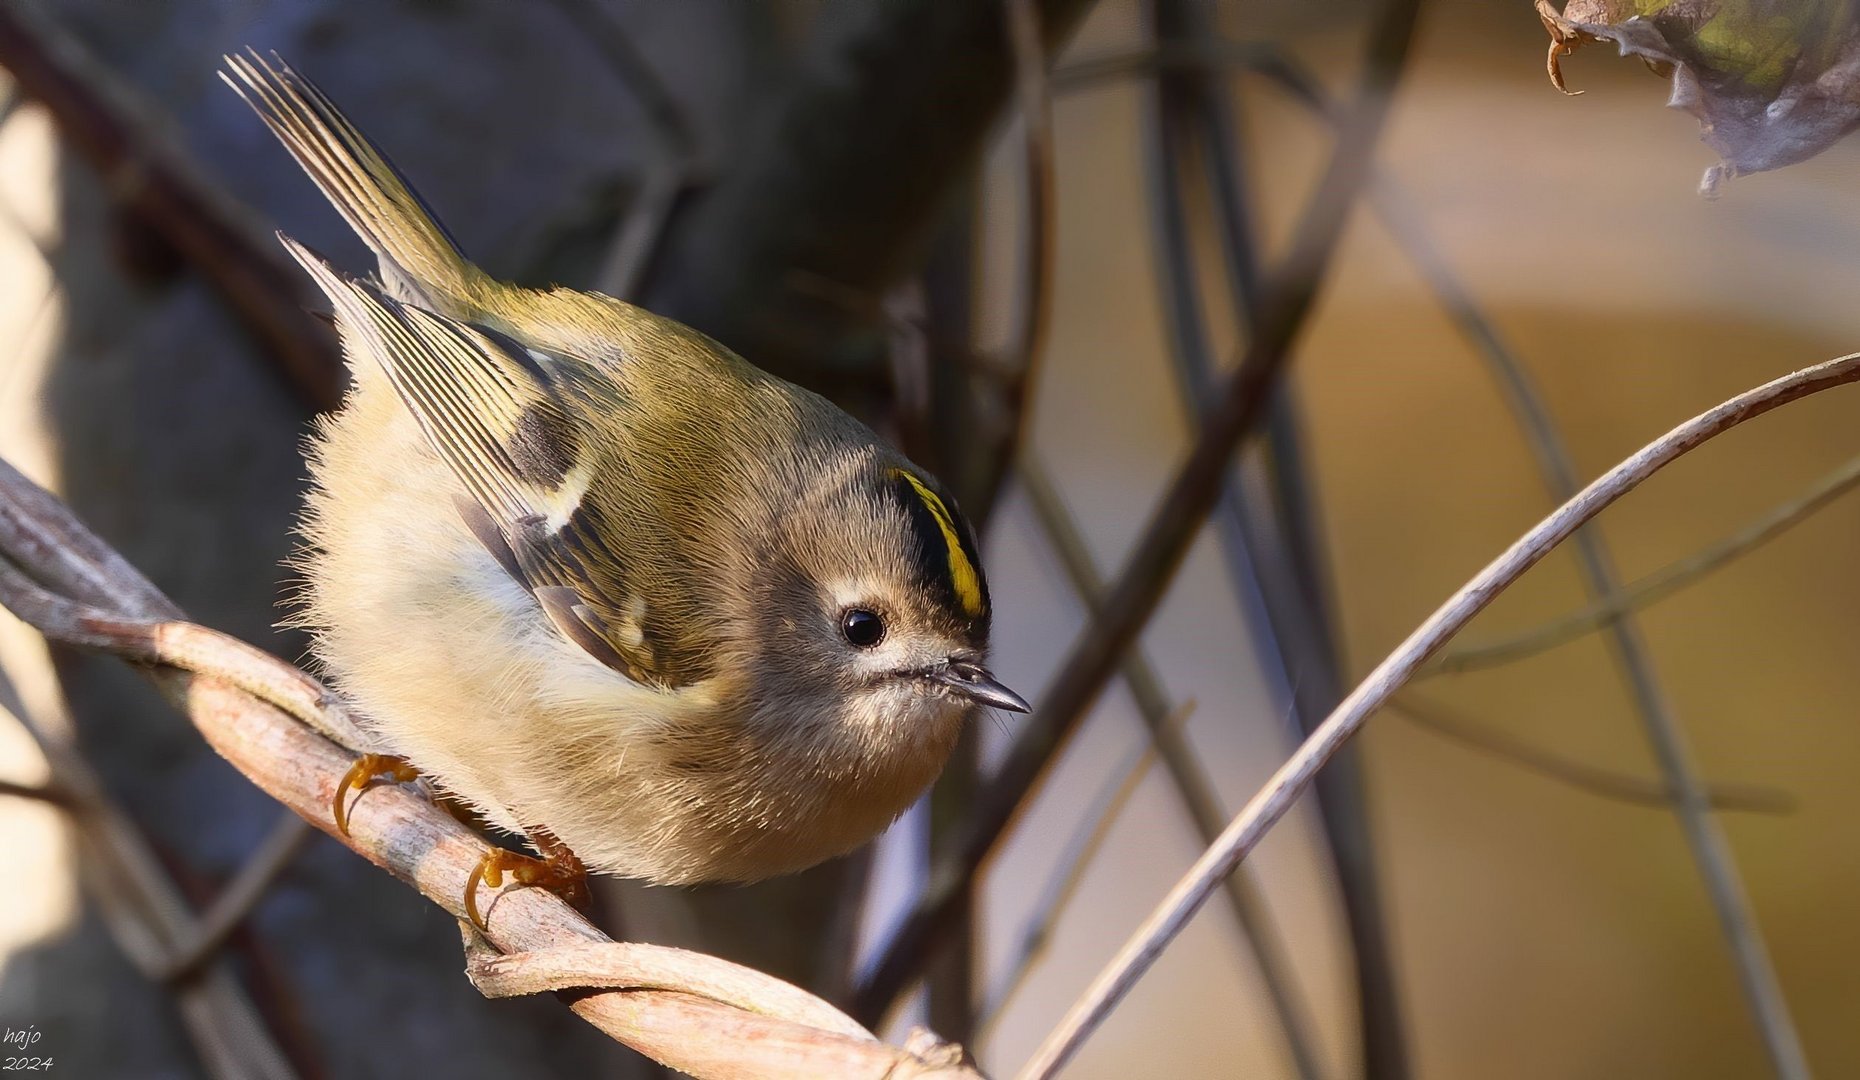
[222,50,480,309]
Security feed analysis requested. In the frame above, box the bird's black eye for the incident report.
[840,608,886,649]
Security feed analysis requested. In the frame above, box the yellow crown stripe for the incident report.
[895,470,984,617]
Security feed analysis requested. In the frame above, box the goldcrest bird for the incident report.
[222,52,1027,923]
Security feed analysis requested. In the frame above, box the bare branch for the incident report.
[1065,35,1819,1067]
[1018,353,1860,1080]
[1141,0,1401,1071]
[1001,0,1056,414]
[1055,40,1288,93]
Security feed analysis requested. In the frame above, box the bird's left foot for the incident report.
[332,753,421,835]
[465,828,589,929]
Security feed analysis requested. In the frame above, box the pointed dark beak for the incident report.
[933,660,1031,713]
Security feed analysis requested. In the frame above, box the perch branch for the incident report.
[852,0,1422,1025]
[1017,353,1860,1079]
[0,460,981,1080]
[460,933,872,1039]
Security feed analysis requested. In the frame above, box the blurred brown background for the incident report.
[3,0,1859,1077]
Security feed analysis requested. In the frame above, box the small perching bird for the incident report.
[222,51,1027,925]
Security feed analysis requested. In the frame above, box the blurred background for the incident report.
[3,0,1859,1077]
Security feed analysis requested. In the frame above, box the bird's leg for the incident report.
[464,827,590,930]
[331,753,421,835]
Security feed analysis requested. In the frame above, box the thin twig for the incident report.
[1391,694,1795,814]
[156,812,316,983]
[967,0,1061,520]
[1015,455,1323,1076]
[1429,451,1860,676]
[1377,167,1812,1076]
[0,774,76,806]
[595,164,689,300]
[1065,38,1818,1069]
[1054,40,1286,92]
[0,700,297,1079]
[1003,0,1055,402]
[0,460,982,1079]
[538,0,700,301]
[1142,1,1402,1073]
[1017,353,1860,1080]
[539,0,696,164]
[851,0,1423,1025]
[0,764,318,979]
[917,213,979,1041]
[974,699,1195,1047]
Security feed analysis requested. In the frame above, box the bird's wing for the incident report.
[284,236,679,687]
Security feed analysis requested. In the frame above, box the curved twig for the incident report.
[1428,451,1860,675]
[1387,155,1810,1075]
[1017,353,1860,1079]
[461,933,874,1040]
[1142,0,1398,1072]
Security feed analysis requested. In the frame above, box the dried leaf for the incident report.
[1537,0,1860,194]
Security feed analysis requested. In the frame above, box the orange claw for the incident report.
[331,753,421,835]
[464,829,589,930]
